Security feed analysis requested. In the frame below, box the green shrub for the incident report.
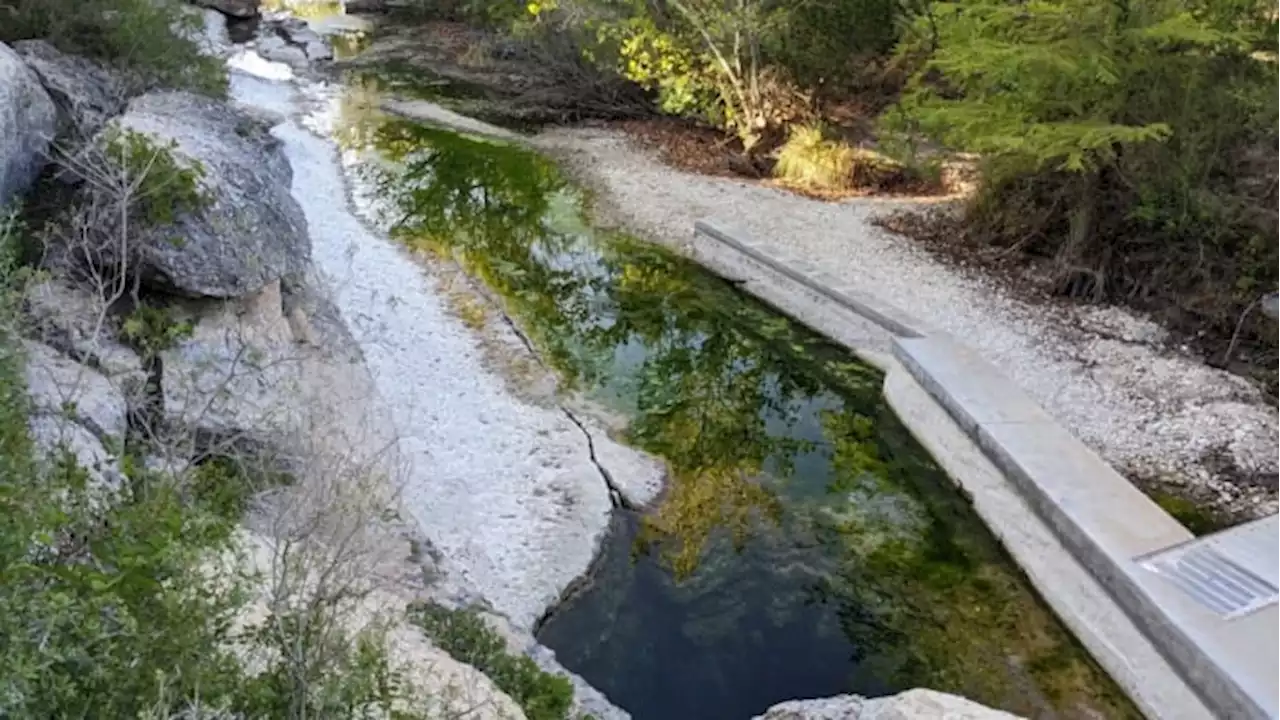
[0,453,249,717]
[774,124,858,190]
[767,0,904,88]
[395,0,528,27]
[0,0,227,95]
[409,603,577,720]
[121,303,194,358]
[775,124,919,192]
[102,129,210,227]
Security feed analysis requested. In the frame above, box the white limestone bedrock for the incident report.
[229,63,663,631]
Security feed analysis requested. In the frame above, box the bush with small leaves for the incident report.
[409,603,578,720]
[0,0,227,95]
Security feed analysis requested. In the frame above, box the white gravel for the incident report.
[229,64,663,632]
[536,126,1278,520]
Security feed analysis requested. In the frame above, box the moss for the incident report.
[0,214,36,479]
[1152,491,1229,537]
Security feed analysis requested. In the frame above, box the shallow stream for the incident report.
[235,8,1138,715]
[331,106,1135,719]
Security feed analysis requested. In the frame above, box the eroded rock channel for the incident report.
[226,9,1139,720]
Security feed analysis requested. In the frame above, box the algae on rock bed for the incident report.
[344,108,1139,720]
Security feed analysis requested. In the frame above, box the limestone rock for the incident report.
[175,6,234,58]
[256,20,333,68]
[190,0,260,19]
[23,275,146,393]
[161,275,391,473]
[102,91,309,297]
[255,34,309,68]
[0,42,57,205]
[23,341,130,497]
[754,690,1022,720]
[28,414,126,494]
[23,340,129,441]
[12,40,126,140]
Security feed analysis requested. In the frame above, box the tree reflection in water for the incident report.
[350,110,1138,720]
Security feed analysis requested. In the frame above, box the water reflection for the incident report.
[341,106,1137,719]
[262,0,343,19]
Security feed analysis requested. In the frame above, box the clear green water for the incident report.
[345,108,1138,720]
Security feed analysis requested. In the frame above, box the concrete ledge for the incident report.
[895,336,1278,720]
[692,219,1280,720]
[883,365,1215,720]
[694,220,932,339]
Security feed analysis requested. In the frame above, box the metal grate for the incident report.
[1139,515,1279,619]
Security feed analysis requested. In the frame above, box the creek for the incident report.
[230,11,1137,718]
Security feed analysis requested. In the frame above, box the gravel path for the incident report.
[537,126,1278,521]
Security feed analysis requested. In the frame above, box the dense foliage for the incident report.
[0,137,415,720]
[891,0,1278,343]
[0,0,226,94]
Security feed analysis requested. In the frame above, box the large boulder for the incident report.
[161,275,394,474]
[100,91,309,297]
[190,0,261,18]
[0,42,57,206]
[754,690,1022,720]
[12,41,126,141]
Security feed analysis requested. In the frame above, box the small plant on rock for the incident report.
[121,303,193,358]
[100,129,210,227]
[408,602,577,720]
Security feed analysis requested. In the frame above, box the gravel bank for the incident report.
[536,126,1278,522]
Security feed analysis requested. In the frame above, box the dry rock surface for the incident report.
[12,40,126,140]
[100,90,310,297]
[192,0,261,18]
[22,340,129,494]
[537,127,1279,520]
[0,42,56,205]
[755,690,1022,720]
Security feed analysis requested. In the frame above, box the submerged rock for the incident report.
[12,40,126,141]
[101,91,309,297]
[754,690,1022,720]
[0,42,57,205]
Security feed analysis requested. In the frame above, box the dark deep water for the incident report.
[335,98,1139,720]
